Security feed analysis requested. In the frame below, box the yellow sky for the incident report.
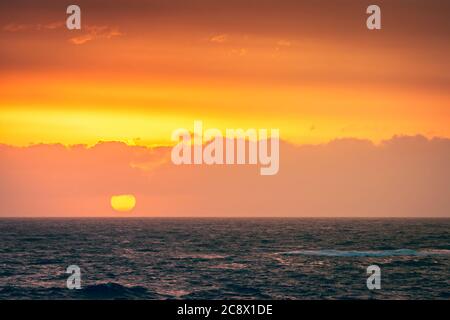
[0,0,449,146]
[1,71,449,147]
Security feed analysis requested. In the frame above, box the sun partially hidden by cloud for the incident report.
[110,194,136,212]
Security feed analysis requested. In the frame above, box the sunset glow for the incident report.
[0,0,449,217]
[1,1,449,148]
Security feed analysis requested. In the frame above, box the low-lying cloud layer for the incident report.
[1,135,449,217]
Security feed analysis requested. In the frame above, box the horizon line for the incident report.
[1,216,449,219]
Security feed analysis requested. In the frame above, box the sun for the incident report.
[110,194,136,212]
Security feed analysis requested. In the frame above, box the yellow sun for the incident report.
[110,194,136,212]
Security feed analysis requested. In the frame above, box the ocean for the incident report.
[0,218,448,299]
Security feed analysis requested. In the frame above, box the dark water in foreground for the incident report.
[0,218,449,300]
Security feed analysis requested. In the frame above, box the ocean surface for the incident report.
[0,218,448,300]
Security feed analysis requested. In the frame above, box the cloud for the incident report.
[2,22,64,32]
[276,40,291,47]
[2,22,123,45]
[210,34,228,43]
[69,25,124,45]
[2,23,30,32]
[230,48,248,56]
[1,136,449,217]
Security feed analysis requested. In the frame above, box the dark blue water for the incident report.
[0,218,449,299]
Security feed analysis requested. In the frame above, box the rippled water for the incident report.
[0,218,449,299]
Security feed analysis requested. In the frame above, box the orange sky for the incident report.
[1,137,450,217]
[0,1,449,217]
[1,0,449,146]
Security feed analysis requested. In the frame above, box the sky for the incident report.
[0,0,449,216]
[1,136,450,217]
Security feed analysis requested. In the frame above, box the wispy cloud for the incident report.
[276,39,291,47]
[230,48,248,56]
[69,25,124,45]
[2,22,123,45]
[210,34,228,43]
[2,22,64,32]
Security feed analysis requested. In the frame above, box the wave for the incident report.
[277,249,450,257]
[77,283,156,299]
[209,263,247,270]
[176,253,228,260]
[156,289,192,298]
[0,283,160,299]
